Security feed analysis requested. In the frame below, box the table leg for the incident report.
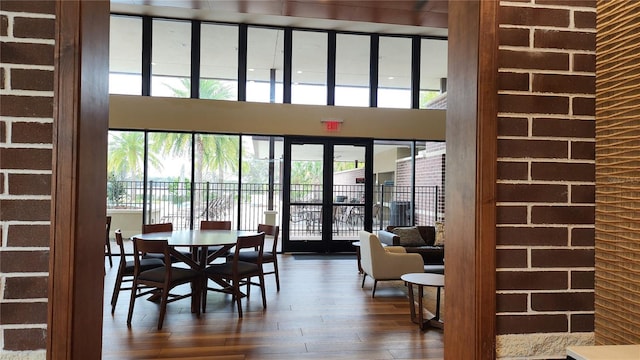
[356,247,363,273]
[418,285,425,330]
[407,282,417,323]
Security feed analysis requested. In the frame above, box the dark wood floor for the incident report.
[102,253,444,359]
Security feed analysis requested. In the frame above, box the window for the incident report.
[109,15,142,95]
[291,30,327,105]
[200,23,238,100]
[377,37,412,109]
[420,38,448,109]
[335,34,370,107]
[247,27,284,103]
[151,19,191,98]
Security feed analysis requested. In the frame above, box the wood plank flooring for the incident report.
[103,254,444,359]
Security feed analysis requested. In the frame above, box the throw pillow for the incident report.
[434,221,445,246]
[392,226,425,246]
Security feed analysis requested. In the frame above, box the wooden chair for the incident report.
[127,237,202,330]
[142,222,173,234]
[202,232,266,317]
[200,220,232,257]
[110,229,164,314]
[105,216,113,267]
[237,224,280,291]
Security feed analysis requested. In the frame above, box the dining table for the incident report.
[131,229,258,312]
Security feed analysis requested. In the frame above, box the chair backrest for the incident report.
[132,237,170,274]
[359,231,384,275]
[232,232,265,265]
[257,224,279,254]
[200,220,231,230]
[142,223,173,234]
[114,229,127,266]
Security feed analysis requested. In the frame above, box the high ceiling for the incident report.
[110,0,448,37]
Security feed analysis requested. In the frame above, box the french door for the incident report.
[282,136,373,253]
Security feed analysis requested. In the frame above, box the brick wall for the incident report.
[0,0,55,355]
[495,0,596,358]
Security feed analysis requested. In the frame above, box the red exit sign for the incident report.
[323,119,342,132]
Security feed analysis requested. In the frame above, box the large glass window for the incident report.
[151,19,191,98]
[335,34,370,107]
[247,27,284,103]
[291,30,327,105]
[420,38,448,109]
[200,23,238,101]
[377,37,412,109]
[109,15,142,95]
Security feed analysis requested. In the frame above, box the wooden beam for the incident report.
[47,0,110,358]
[444,0,498,358]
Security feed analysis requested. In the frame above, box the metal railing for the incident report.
[107,181,439,236]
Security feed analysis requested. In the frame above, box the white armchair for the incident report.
[359,231,424,297]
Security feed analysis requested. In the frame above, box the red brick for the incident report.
[497,206,528,224]
[498,72,529,92]
[500,6,570,27]
[7,224,50,247]
[497,314,568,335]
[498,139,568,159]
[571,141,595,160]
[0,42,54,66]
[531,162,594,182]
[571,270,594,289]
[572,185,594,203]
[11,69,54,91]
[499,50,569,71]
[497,183,567,202]
[499,27,529,47]
[0,173,4,194]
[531,249,594,267]
[498,117,528,136]
[572,227,594,247]
[534,30,595,51]
[11,122,53,143]
[0,250,49,272]
[8,173,51,195]
[4,276,48,299]
[532,74,594,94]
[0,95,53,117]
[498,161,529,181]
[574,53,595,72]
[497,271,568,290]
[0,120,5,142]
[531,205,594,224]
[0,200,51,221]
[3,328,47,351]
[13,17,55,39]
[0,1,55,14]
[497,227,568,246]
[497,249,528,268]
[575,11,596,29]
[0,148,52,170]
[499,94,569,114]
[535,0,596,7]
[531,292,594,311]
[573,97,595,116]
[0,302,48,324]
[571,313,594,332]
[532,118,594,138]
[0,14,7,36]
[497,293,528,312]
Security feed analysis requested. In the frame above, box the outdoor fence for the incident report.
[107,180,440,236]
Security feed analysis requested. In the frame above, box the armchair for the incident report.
[359,231,424,297]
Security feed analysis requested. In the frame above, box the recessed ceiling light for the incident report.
[388,76,395,80]
[297,70,303,74]
[248,68,255,72]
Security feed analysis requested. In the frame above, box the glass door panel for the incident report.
[332,145,366,241]
[289,144,324,243]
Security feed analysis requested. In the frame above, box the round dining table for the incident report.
[131,229,258,312]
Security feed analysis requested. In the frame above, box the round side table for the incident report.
[401,272,444,330]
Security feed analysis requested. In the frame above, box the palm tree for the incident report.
[108,131,163,179]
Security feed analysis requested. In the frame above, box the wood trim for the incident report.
[444,0,498,358]
[47,0,110,358]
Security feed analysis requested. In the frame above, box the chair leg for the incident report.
[259,274,267,309]
[105,238,113,267]
[202,278,208,313]
[126,280,138,327]
[234,284,243,318]
[158,289,168,330]
[110,271,124,314]
[273,258,280,291]
[372,280,378,298]
[361,274,367,288]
